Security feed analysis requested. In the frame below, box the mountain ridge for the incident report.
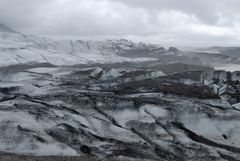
[0,23,18,33]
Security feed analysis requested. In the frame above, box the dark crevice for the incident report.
[144,109,177,141]
[130,128,184,161]
[173,122,240,154]
[218,152,240,161]
[0,96,18,103]
[91,97,123,128]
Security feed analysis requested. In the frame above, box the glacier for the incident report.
[0,27,240,161]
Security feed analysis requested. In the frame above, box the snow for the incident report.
[90,67,103,78]
[214,64,240,72]
[0,111,79,155]
[101,69,122,80]
[180,114,240,146]
[27,144,78,156]
[233,103,240,110]
[71,111,142,143]
[27,67,60,74]
[194,50,221,54]
[113,108,155,126]
[0,32,157,67]
[143,104,168,118]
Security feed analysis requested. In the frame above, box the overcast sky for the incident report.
[0,0,240,47]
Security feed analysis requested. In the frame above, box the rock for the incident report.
[89,67,103,79]
[232,71,240,81]
[168,47,180,53]
[101,68,122,81]
[80,145,91,154]
[203,70,240,104]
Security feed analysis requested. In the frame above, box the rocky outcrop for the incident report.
[168,47,181,54]
[202,70,240,104]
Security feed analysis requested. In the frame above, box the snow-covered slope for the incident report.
[0,32,161,66]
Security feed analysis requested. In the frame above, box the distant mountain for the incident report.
[205,46,240,58]
[0,23,18,33]
[0,31,191,67]
[0,33,161,66]
[193,46,240,58]
[0,22,238,71]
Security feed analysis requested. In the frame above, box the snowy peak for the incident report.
[0,23,18,33]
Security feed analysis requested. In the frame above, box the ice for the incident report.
[233,103,240,110]
[0,32,158,67]
[214,64,240,72]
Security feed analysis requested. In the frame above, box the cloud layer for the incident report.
[0,0,240,46]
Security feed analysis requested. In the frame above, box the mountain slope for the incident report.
[0,32,171,66]
[0,23,18,33]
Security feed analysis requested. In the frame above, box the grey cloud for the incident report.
[0,0,239,46]
[0,0,53,30]
[114,0,218,24]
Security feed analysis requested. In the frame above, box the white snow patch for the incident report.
[214,64,240,72]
